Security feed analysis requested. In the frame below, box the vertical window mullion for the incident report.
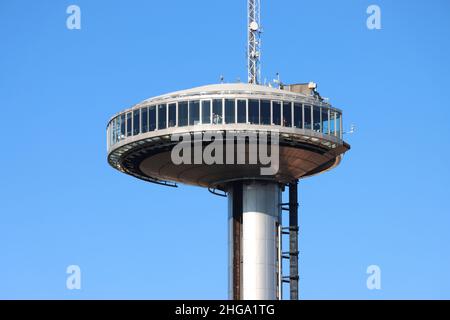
[291,102,294,127]
[246,99,248,124]
[198,100,203,124]
[269,100,274,125]
[258,99,261,125]
[156,105,159,130]
[235,98,237,123]
[302,104,304,129]
[328,108,331,135]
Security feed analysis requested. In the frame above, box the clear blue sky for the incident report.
[1,0,449,299]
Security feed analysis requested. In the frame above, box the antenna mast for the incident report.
[248,0,261,84]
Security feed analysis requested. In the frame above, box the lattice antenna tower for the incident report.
[248,0,262,84]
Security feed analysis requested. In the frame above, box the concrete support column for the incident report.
[228,181,281,300]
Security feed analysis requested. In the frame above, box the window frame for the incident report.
[168,103,177,128]
[189,100,200,126]
[141,106,149,133]
[200,99,212,124]
[133,109,140,135]
[148,105,156,131]
[248,99,260,125]
[282,101,292,127]
[237,99,247,124]
[225,99,236,124]
[126,112,132,137]
[212,99,223,124]
[303,105,312,130]
[157,104,167,130]
[272,101,281,126]
[178,101,188,127]
[321,107,330,135]
[260,99,271,125]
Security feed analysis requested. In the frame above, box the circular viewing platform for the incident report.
[106,83,350,189]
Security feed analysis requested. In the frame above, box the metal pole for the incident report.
[289,181,299,300]
[230,182,242,300]
[277,222,282,300]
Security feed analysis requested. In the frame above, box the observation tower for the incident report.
[106,0,350,300]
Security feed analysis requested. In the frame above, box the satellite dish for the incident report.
[249,21,259,31]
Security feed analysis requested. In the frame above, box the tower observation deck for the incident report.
[106,1,350,300]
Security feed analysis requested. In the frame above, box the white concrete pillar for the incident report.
[228,181,281,300]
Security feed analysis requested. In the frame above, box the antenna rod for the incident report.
[248,0,261,84]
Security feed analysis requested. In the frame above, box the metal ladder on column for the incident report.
[279,181,299,300]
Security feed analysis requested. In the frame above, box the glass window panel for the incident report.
[313,106,321,132]
[117,117,121,142]
[330,111,336,135]
[133,110,140,135]
[117,116,123,142]
[294,103,302,129]
[112,123,115,146]
[110,117,114,144]
[107,122,110,146]
[168,103,176,127]
[112,122,115,145]
[126,112,132,136]
[149,106,156,131]
[260,100,270,125]
[321,108,329,134]
[119,114,125,140]
[237,100,247,123]
[178,102,188,126]
[111,123,114,146]
[225,99,235,124]
[107,123,110,147]
[283,101,292,127]
[158,104,167,129]
[248,99,259,124]
[304,105,312,130]
[189,101,200,125]
[272,101,281,125]
[111,118,116,145]
[141,107,148,133]
[213,99,223,124]
[201,100,211,124]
